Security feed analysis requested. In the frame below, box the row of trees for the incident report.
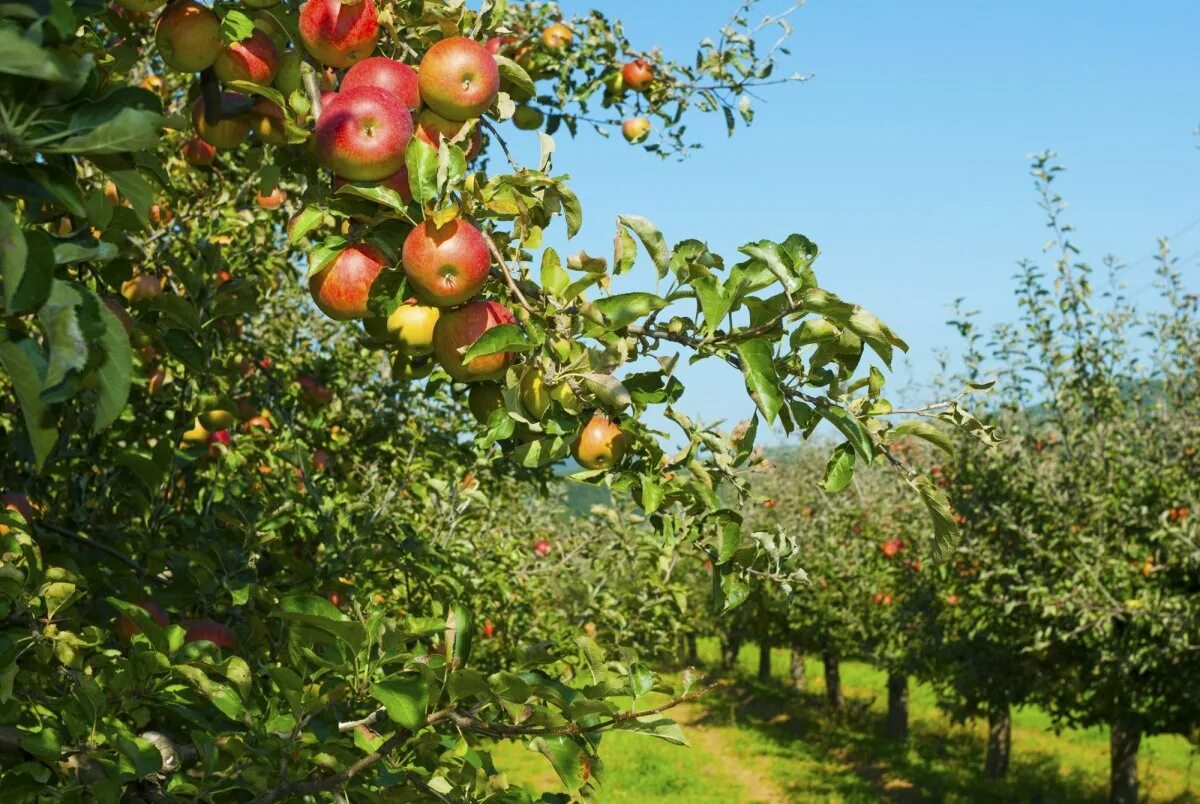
[725,159,1199,804]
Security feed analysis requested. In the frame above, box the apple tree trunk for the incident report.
[984,704,1012,780]
[1109,716,1141,804]
[885,672,909,740]
[722,635,742,670]
[758,642,772,681]
[822,651,844,710]
[686,633,698,664]
[790,648,806,692]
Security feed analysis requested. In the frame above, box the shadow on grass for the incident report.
[685,666,1110,803]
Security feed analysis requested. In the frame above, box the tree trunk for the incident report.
[757,643,772,681]
[984,704,1012,780]
[885,672,909,740]
[686,633,698,664]
[822,651,843,710]
[1109,717,1141,804]
[722,636,741,670]
[790,649,806,692]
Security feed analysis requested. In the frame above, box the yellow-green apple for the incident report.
[251,98,288,145]
[512,105,544,130]
[121,274,163,303]
[198,396,237,430]
[183,619,237,650]
[413,110,482,160]
[468,382,504,423]
[621,117,651,144]
[571,412,627,470]
[181,418,210,445]
[298,0,377,69]
[214,30,279,85]
[183,136,216,166]
[192,96,251,149]
[432,300,516,382]
[155,1,222,73]
[116,601,169,642]
[341,56,420,110]
[308,243,388,320]
[391,354,434,381]
[274,49,303,96]
[363,300,440,354]
[314,86,412,181]
[401,218,490,307]
[621,59,654,92]
[519,368,551,419]
[541,23,572,50]
[417,37,500,121]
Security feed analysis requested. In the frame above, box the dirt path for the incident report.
[672,702,793,803]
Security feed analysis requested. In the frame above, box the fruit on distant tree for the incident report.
[327,591,342,607]
[116,601,169,642]
[364,300,440,355]
[512,105,544,130]
[314,86,413,181]
[541,23,572,50]
[881,539,904,558]
[121,274,163,303]
[622,117,651,144]
[256,187,286,208]
[297,373,333,405]
[468,382,504,423]
[183,136,217,166]
[571,413,627,470]
[183,619,237,650]
[432,300,516,382]
[154,1,222,73]
[341,56,420,110]
[621,59,654,92]
[486,36,515,55]
[534,539,552,557]
[192,96,251,149]
[198,398,237,431]
[417,37,500,121]
[308,243,388,320]
[401,219,490,307]
[214,30,280,85]
[298,0,378,69]
[414,110,483,160]
[482,619,496,638]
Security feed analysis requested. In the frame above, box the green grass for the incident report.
[491,641,1199,802]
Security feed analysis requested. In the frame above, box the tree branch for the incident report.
[482,231,533,313]
[35,523,161,583]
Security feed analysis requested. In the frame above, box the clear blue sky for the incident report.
[522,1,1200,439]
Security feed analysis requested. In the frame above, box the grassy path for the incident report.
[492,643,1199,802]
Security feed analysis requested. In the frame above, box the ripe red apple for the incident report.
[327,591,343,607]
[155,0,222,73]
[572,413,627,470]
[256,187,286,208]
[881,539,904,558]
[401,219,490,307]
[183,619,237,650]
[534,539,551,557]
[341,56,420,110]
[298,0,378,69]
[541,23,572,50]
[308,243,388,320]
[482,619,496,638]
[946,594,960,607]
[414,110,482,160]
[214,30,280,85]
[192,96,250,149]
[183,136,217,166]
[621,59,654,92]
[417,37,500,121]
[312,449,330,472]
[432,300,516,382]
[332,167,412,204]
[121,274,163,303]
[622,117,651,144]
[486,36,515,55]
[116,601,169,642]
[314,86,413,181]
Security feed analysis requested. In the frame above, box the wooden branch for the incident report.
[480,118,522,171]
[482,231,533,313]
[248,729,410,804]
[35,523,161,583]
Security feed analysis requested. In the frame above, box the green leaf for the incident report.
[220,11,258,44]
[0,337,57,467]
[817,405,874,462]
[592,292,667,330]
[890,419,954,456]
[846,308,908,368]
[613,226,637,275]
[514,435,571,468]
[693,275,731,334]
[371,677,428,731]
[574,636,607,684]
[0,27,90,85]
[529,735,593,792]
[557,185,582,239]
[461,323,531,362]
[333,181,408,213]
[734,340,784,424]
[2,203,54,314]
[116,735,162,779]
[580,373,631,411]
[912,475,959,561]
[614,715,688,746]
[18,727,61,762]
[274,594,364,648]
[90,289,131,433]
[226,80,289,112]
[287,207,325,244]
[0,164,87,217]
[820,443,855,492]
[616,215,670,279]
[37,281,92,403]
[173,666,244,721]
[405,137,439,204]
[540,248,568,296]
[719,570,750,613]
[739,240,800,297]
[713,511,742,565]
[494,55,535,100]
[43,109,163,155]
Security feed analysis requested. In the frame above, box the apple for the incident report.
[214,30,279,85]
[341,56,420,110]
[274,50,303,96]
[432,300,516,382]
[121,274,163,303]
[571,413,627,470]
[621,117,651,144]
[391,354,434,381]
[328,591,343,607]
[216,270,233,285]
[118,0,164,11]
[486,36,515,55]
[401,219,490,308]
[414,110,482,160]
[155,1,222,73]
[183,619,237,650]
[468,382,504,423]
[534,539,551,557]
[198,400,237,431]
[103,180,120,205]
[512,105,544,130]
[621,59,654,92]
[298,0,378,69]
[947,594,960,606]
[312,450,330,472]
[116,601,169,642]
[181,418,210,445]
[297,373,332,405]
[417,37,500,121]
[881,539,904,558]
[333,167,412,204]
[363,300,440,355]
[251,98,289,145]
[308,243,388,320]
[314,86,413,181]
[541,23,572,50]
[244,415,272,431]
[482,619,495,638]
[183,136,217,166]
[256,187,287,208]
[519,369,552,419]
[192,96,250,149]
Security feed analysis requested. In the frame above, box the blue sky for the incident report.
[520,1,1200,439]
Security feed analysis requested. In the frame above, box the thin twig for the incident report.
[482,231,533,313]
[480,118,522,171]
[36,523,160,583]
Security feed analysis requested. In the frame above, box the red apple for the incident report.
[571,413,627,470]
[328,591,343,607]
[155,0,222,73]
[341,56,420,110]
[183,136,217,166]
[414,109,482,160]
[401,219,490,308]
[208,429,231,446]
[486,36,515,55]
[432,300,516,382]
[541,23,572,50]
[256,187,287,208]
[534,539,551,557]
[298,0,378,69]
[621,117,651,144]
[309,243,388,320]
[214,29,279,85]
[417,37,500,121]
[482,619,496,638]
[621,59,654,92]
[312,450,330,472]
[183,619,237,650]
[315,86,413,181]
[192,96,250,149]
[116,601,169,642]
